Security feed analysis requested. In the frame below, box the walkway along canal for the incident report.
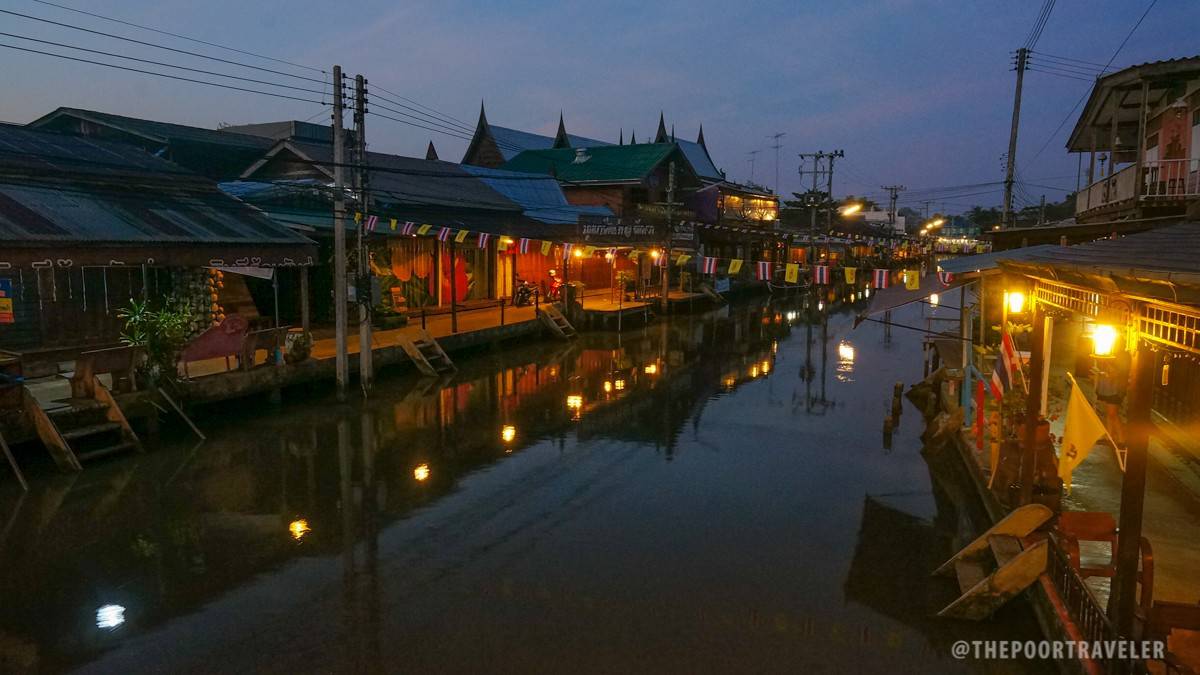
[0,298,1051,674]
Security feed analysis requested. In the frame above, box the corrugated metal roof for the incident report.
[501,144,677,183]
[278,141,521,212]
[30,107,274,150]
[937,244,1062,275]
[460,165,613,224]
[0,126,312,250]
[488,125,610,161]
[1007,222,1200,278]
[677,139,722,181]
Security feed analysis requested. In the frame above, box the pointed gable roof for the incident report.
[425,141,438,160]
[552,112,570,149]
[697,124,706,149]
[654,111,668,143]
[461,105,611,166]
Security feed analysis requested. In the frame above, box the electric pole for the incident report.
[331,65,348,402]
[1002,47,1028,229]
[881,184,906,232]
[747,150,760,184]
[661,161,677,313]
[799,151,841,263]
[1038,194,1046,225]
[354,74,373,393]
[768,132,786,196]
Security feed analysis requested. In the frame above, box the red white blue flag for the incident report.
[477,232,490,249]
[813,265,829,285]
[519,238,531,254]
[872,268,890,289]
[938,270,955,286]
[702,256,717,274]
[755,261,773,281]
[400,221,416,235]
[562,243,573,260]
[437,227,451,242]
[1000,331,1025,389]
[365,215,378,232]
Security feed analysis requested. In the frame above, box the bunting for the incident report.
[938,270,954,286]
[519,238,531,254]
[844,267,857,284]
[582,245,596,257]
[365,215,379,232]
[389,218,398,232]
[676,254,691,267]
[562,243,574,260]
[755,261,773,281]
[872,269,890,289]
[401,221,416,235]
[702,256,717,274]
[477,232,491,249]
[416,224,432,236]
[784,263,800,284]
[454,228,469,243]
[541,240,552,256]
[904,270,920,291]
[727,259,743,275]
[813,264,829,285]
[437,227,452,242]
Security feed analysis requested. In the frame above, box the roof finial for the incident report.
[670,124,675,143]
[654,111,668,143]
[630,129,637,144]
[553,110,570,149]
[619,128,624,145]
[425,140,439,161]
[697,124,706,149]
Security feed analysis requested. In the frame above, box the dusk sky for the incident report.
[3,0,1197,214]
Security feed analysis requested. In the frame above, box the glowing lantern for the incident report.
[413,463,431,482]
[288,519,311,540]
[1091,324,1118,358]
[501,425,516,443]
[1004,290,1026,315]
[929,292,939,307]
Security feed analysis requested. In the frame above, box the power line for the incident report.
[0,42,330,106]
[25,0,325,74]
[1030,50,1112,70]
[0,32,330,96]
[0,8,328,85]
[1023,0,1056,50]
[1022,0,1158,167]
[370,82,472,128]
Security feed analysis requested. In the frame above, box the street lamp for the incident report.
[1091,324,1118,358]
[839,202,863,217]
[1004,290,1026,315]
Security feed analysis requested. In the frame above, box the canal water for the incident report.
[0,297,1050,674]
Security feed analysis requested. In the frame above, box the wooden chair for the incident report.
[179,314,248,378]
[1056,511,1154,616]
[240,326,290,372]
[65,345,139,399]
[1145,601,1200,675]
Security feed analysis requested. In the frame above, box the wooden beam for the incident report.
[1020,304,1045,505]
[1112,334,1155,636]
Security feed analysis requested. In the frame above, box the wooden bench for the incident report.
[179,314,248,378]
[240,326,290,371]
[1056,511,1154,616]
[65,345,139,399]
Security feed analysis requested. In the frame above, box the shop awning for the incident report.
[936,244,1061,277]
[855,270,965,323]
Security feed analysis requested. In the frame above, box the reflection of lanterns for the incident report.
[288,519,311,540]
[614,378,626,391]
[817,301,825,311]
[864,288,871,298]
[413,463,431,482]
[603,380,613,393]
[929,292,939,307]
[1091,324,1118,358]
[749,364,760,378]
[605,251,614,261]
[567,394,583,410]
[1004,290,1026,315]
[644,363,658,375]
[760,360,771,374]
[96,604,126,630]
[838,341,855,363]
[501,425,516,443]
[573,248,584,258]
[723,376,736,389]
[650,249,661,260]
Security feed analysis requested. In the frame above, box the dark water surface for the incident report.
[0,298,1049,674]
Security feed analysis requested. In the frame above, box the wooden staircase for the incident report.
[538,305,577,340]
[24,378,142,472]
[399,329,456,377]
[934,504,1053,620]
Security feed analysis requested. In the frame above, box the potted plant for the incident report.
[118,298,193,385]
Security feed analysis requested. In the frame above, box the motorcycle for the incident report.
[513,278,536,306]
[546,271,564,301]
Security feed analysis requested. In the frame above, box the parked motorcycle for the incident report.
[513,278,536,306]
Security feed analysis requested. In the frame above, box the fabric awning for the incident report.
[856,269,965,323]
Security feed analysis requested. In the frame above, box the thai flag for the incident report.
[938,270,955,286]
[813,265,829,285]
[437,227,451,242]
[872,268,890,289]
[702,256,717,274]
[562,243,573,260]
[365,215,378,232]
[519,238,531,254]
[656,251,667,267]
[755,261,772,281]
[401,221,415,235]
[477,232,490,249]
[1000,331,1025,389]
[989,353,1011,400]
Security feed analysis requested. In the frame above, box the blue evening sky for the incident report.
[2,0,1197,214]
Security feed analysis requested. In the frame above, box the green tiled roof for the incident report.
[501,144,676,183]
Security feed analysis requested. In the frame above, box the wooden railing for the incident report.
[1076,159,1200,215]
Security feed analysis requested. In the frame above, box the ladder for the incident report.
[934,503,1053,620]
[538,305,577,340]
[399,329,456,377]
[24,378,143,472]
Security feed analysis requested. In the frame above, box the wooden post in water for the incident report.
[450,238,458,334]
[1111,335,1155,636]
[1019,304,1045,505]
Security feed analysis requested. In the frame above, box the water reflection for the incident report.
[0,296,1046,673]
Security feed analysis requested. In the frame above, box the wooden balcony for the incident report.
[1075,159,1200,219]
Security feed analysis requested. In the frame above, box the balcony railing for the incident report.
[1076,159,1200,214]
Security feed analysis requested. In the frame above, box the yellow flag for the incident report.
[628,250,640,261]
[728,259,743,275]
[784,263,799,284]
[905,270,920,290]
[844,267,856,284]
[582,245,596,257]
[676,254,691,266]
[455,229,469,243]
[416,224,432,236]
[976,244,986,254]
[1058,377,1110,491]
[354,211,363,223]
[497,238,510,252]
[541,240,552,256]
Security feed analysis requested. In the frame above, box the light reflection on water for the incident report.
[0,295,1050,674]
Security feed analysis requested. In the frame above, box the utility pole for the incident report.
[881,184,907,232]
[747,150,760,184]
[768,132,786,196]
[1002,47,1029,229]
[331,65,348,402]
[798,150,841,263]
[660,161,677,313]
[354,74,373,393]
[1038,194,1046,225]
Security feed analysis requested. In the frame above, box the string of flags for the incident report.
[351,211,927,287]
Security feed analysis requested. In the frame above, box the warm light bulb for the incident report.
[288,519,311,540]
[1091,324,1118,357]
[413,463,431,482]
[929,292,939,307]
[1006,290,1026,315]
[501,425,516,443]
